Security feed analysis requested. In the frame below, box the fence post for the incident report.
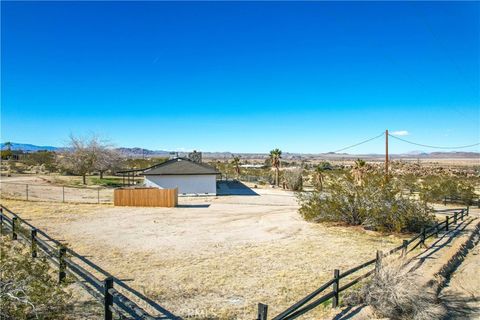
[12,217,17,240]
[257,303,268,320]
[26,184,29,201]
[460,209,464,221]
[454,212,458,224]
[402,240,408,257]
[445,216,449,232]
[375,250,383,273]
[31,228,37,258]
[332,269,340,308]
[62,186,65,203]
[0,208,3,236]
[104,277,114,320]
[58,246,67,284]
[467,206,470,216]
[435,224,439,237]
[420,228,426,247]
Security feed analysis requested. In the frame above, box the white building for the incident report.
[143,158,219,195]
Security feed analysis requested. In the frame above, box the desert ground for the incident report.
[0,175,113,203]
[0,186,409,319]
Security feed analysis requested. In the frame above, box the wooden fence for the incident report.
[257,207,473,320]
[114,187,178,207]
[443,196,480,208]
[0,202,473,320]
[0,205,180,320]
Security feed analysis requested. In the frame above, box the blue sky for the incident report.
[2,1,479,154]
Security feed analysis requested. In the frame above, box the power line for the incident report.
[388,134,480,150]
[330,132,385,153]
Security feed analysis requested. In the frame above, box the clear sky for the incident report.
[1,1,479,154]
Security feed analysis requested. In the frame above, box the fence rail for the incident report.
[0,204,179,320]
[0,181,113,204]
[258,207,472,320]
[443,196,480,208]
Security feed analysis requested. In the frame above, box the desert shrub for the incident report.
[344,262,445,320]
[0,237,71,319]
[419,176,476,204]
[397,173,420,195]
[297,173,435,232]
[283,168,303,191]
[22,151,58,172]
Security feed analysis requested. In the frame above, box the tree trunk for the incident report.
[100,171,104,179]
[275,167,279,186]
[82,174,86,185]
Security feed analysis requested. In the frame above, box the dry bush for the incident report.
[0,237,72,319]
[344,262,445,320]
[283,168,303,191]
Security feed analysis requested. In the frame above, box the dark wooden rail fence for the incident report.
[259,207,472,320]
[443,196,480,208]
[0,205,180,320]
[0,203,473,320]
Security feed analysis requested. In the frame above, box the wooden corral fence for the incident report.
[114,187,178,207]
[257,207,473,320]
[443,196,480,208]
[0,205,180,320]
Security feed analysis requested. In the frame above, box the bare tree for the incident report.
[60,134,118,184]
[93,143,122,179]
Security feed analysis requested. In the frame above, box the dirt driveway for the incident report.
[1,188,403,319]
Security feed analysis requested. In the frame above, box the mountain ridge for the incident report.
[1,142,479,159]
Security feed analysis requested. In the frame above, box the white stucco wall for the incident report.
[144,175,217,195]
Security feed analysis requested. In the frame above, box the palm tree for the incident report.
[351,158,367,185]
[231,155,241,177]
[269,148,282,186]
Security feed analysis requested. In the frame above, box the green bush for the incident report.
[297,173,435,233]
[0,237,71,319]
[419,176,476,205]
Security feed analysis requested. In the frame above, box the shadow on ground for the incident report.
[439,293,480,319]
[177,204,211,208]
[216,181,259,196]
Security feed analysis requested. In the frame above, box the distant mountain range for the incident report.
[0,142,57,152]
[1,142,479,160]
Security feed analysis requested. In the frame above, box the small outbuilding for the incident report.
[143,157,219,195]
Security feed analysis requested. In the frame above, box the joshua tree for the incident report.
[231,155,241,177]
[269,148,282,186]
[351,158,368,186]
[314,165,325,191]
[312,161,332,191]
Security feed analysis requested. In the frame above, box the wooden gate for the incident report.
[114,188,178,207]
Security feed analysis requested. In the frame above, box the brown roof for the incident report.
[142,158,219,176]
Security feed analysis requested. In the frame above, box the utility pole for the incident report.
[385,129,389,178]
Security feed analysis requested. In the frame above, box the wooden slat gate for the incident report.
[114,188,178,207]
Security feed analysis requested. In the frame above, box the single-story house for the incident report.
[143,157,219,195]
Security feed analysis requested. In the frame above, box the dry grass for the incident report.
[0,195,406,319]
[344,261,445,320]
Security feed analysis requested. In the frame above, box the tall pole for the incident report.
[385,129,389,178]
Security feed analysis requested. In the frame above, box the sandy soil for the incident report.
[0,175,113,203]
[0,188,404,319]
[439,232,480,319]
[329,216,480,320]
